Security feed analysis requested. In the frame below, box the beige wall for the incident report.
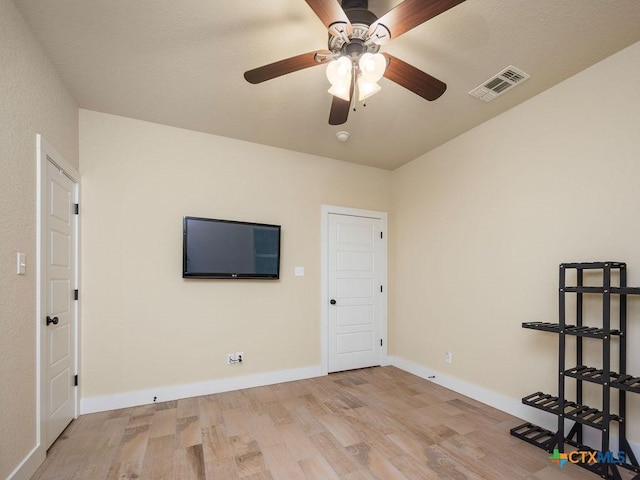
[390,41,640,444]
[79,109,390,399]
[0,0,78,477]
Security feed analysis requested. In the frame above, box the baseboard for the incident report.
[80,365,322,414]
[388,355,640,458]
[7,444,45,480]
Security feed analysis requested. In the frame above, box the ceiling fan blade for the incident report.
[304,0,352,36]
[328,96,350,125]
[244,50,332,84]
[370,0,465,40]
[328,79,354,125]
[382,53,446,101]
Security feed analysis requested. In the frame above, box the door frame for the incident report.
[320,205,388,375]
[36,134,80,452]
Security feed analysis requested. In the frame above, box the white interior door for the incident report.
[44,158,77,448]
[327,213,383,373]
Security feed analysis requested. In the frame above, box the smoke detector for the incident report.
[469,66,530,102]
[336,131,350,142]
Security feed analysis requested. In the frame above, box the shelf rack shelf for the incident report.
[522,321,622,338]
[511,261,640,480]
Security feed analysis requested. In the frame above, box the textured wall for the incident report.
[0,0,78,477]
[391,41,640,447]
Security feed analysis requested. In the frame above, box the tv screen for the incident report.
[183,217,281,279]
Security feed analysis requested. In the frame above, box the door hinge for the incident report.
[380,339,383,347]
[74,374,78,387]
[380,285,383,293]
[380,231,383,239]
[74,203,79,215]
[74,289,79,301]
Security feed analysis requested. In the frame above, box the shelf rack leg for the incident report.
[602,263,611,456]
[576,268,584,445]
[558,263,566,452]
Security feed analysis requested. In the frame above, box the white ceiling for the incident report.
[13,0,640,170]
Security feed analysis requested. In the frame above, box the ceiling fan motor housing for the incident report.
[343,8,377,26]
[341,0,368,9]
[328,0,380,56]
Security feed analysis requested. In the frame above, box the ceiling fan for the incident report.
[244,0,466,125]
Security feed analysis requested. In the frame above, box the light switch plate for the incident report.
[17,253,26,275]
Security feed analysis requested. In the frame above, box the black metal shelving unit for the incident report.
[511,262,640,479]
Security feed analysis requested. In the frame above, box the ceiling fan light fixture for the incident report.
[359,52,386,82]
[326,56,353,85]
[328,83,351,102]
[357,77,381,101]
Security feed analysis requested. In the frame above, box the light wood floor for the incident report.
[31,366,622,479]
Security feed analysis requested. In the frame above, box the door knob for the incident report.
[330,299,336,305]
[46,316,59,326]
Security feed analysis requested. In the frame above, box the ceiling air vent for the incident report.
[469,66,530,102]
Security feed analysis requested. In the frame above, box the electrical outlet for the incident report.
[445,351,452,364]
[227,352,244,365]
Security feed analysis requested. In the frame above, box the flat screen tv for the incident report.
[183,217,281,279]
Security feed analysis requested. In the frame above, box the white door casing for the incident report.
[37,135,79,450]
[321,206,387,374]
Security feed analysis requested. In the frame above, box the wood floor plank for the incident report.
[260,443,306,480]
[239,472,274,480]
[246,385,278,405]
[149,407,177,438]
[279,422,318,461]
[223,407,252,437]
[298,455,341,480]
[318,413,362,447]
[217,389,243,410]
[176,415,203,449]
[198,396,224,427]
[347,442,406,479]
[264,400,295,426]
[473,451,539,480]
[202,424,234,463]
[270,379,310,401]
[177,396,200,419]
[94,415,131,450]
[127,412,154,429]
[250,414,283,448]
[205,456,239,480]
[283,404,326,436]
[386,430,428,461]
[387,453,441,480]
[107,460,143,480]
[71,445,119,480]
[349,405,399,435]
[174,444,206,480]
[140,434,175,480]
[117,424,150,463]
[424,443,486,480]
[155,399,178,410]
[309,430,361,477]
[230,432,268,477]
